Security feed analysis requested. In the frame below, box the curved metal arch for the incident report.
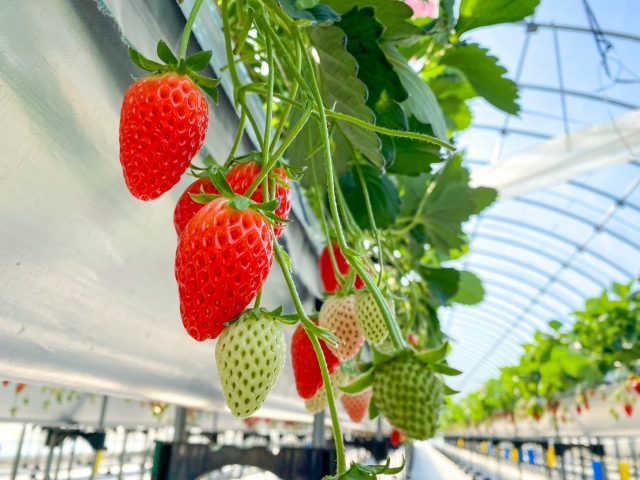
[478,279,567,319]
[517,83,638,110]
[513,197,640,252]
[569,180,640,215]
[466,259,585,303]
[468,248,606,293]
[467,264,578,310]
[448,351,520,379]
[448,343,522,368]
[517,21,640,43]
[471,124,553,140]
[479,215,634,277]
[447,309,533,340]
[448,313,533,347]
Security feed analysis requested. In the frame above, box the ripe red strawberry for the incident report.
[15,383,26,394]
[175,197,272,341]
[340,387,372,423]
[319,242,365,293]
[174,178,219,236]
[319,295,363,361]
[120,73,209,200]
[631,377,640,395]
[576,404,582,415]
[624,403,633,417]
[2,381,8,387]
[291,322,341,399]
[390,429,402,447]
[225,161,291,238]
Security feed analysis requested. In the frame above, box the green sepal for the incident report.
[202,155,217,167]
[303,320,342,347]
[368,397,379,420]
[262,211,293,226]
[129,47,164,72]
[432,363,462,376]
[442,382,460,396]
[189,192,222,204]
[339,369,373,394]
[235,151,262,164]
[324,457,405,479]
[209,170,235,196]
[371,346,397,366]
[275,176,290,190]
[229,195,250,211]
[253,198,281,212]
[415,341,450,366]
[280,163,306,181]
[157,40,178,67]
[196,83,219,103]
[176,58,188,75]
[186,50,213,71]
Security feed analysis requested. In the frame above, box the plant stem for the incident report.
[294,27,406,352]
[221,0,242,100]
[254,288,263,308]
[272,241,346,474]
[270,38,302,155]
[225,108,247,167]
[233,9,255,55]
[179,0,205,59]
[354,159,384,287]
[259,32,275,196]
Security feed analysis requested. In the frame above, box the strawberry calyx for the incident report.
[324,457,404,480]
[223,306,300,328]
[128,40,220,103]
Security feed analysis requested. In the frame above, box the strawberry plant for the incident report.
[114,0,540,475]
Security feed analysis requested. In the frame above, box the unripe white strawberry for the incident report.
[319,295,363,360]
[215,314,286,418]
[305,368,349,414]
[355,291,394,345]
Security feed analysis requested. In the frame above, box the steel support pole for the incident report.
[139,429,152,480]
[53,438,64,480]
[67,436,77,480]
[312,411,326,448]
[117,429,130,480]
[90,395,109,480]
[174,406,187,443]
[43,431,57,480]
[10,423,27,480]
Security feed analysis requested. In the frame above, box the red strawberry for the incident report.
[120,73,208,200]
[631,378,640,395]
[576,405,582,415]
[2,381,8,387]
[175,197,272,341]
[174,178,219,236]
[390,429,402,447]
[407,333,418,347]
[340,388,373,423]
[319,242,365,293]
[624,403,633,417]
[291,322,341,399]
[15,383,26,394]
[225,161,291,238]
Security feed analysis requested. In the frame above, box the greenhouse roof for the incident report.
[443,0,640,394]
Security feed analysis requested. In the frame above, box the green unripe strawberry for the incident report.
[355,291,393,345]
[305,368,349,414]
[215,314,286,418]
[372,355,443,440]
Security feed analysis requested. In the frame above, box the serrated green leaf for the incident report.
[388,117,442,176]
[368,397,379,419]
[337,7,409,168]
[420,266,460,304]
[442,383,459,395]
[186,50,213,71]
[323,0,424,44]
[307,26,384,169]
[440,43,520,115]
[416,341,449,365]
[338,163,401,230]
[157,40,178,66]
[456,0,539,35]
[382,42,447,142]
[429,75,477,132]
[280,0,341,24]
[470,186,497,214]
[451,270,485,306]
[340,370,373,394]
[432,363,462,376]
[548,320,563,331]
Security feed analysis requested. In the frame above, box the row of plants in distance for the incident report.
[441,281,640,429]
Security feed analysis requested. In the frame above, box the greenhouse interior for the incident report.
[0,0,639,478]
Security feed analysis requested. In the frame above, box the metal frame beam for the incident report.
[517,83,638,110]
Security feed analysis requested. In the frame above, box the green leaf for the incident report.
[340,370,374,394]
[389,117,442,176]
[186,50,213,71]
[399,173,431,215]
[382,43,448,142]
[420,266,460,304]
[337,7,409,168]
[338,163,401,230]
[471,186,498,214]
[442,383,459,395]
[440,43,520,115]
[451,270,485,305]
[280,0,341,24]
[322,0,424,45]
[210,170,234,196]
[129,48,164,72]
[429,75,477,132]
[157,40,178,66]
[548,320,563,331]
[432,363,462,376]
[368,397,379,419]
[456,0,539,36]
[307,26,384,169]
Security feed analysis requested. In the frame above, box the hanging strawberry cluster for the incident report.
[114,0,532,474]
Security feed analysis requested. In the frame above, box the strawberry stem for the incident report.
[179,0,205,60]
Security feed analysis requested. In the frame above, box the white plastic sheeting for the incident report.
[471,108,640,198]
